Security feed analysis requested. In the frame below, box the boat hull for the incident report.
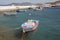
[21,20,39,33]
[3,12,17,16]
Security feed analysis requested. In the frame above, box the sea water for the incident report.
[0,6,60,40]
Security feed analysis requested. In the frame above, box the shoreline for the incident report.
[0,6,37,12]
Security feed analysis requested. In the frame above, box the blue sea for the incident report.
[0,6,60,40]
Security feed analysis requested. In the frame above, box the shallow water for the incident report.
[0,6,60,40]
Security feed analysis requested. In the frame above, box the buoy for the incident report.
[29,13,31,15]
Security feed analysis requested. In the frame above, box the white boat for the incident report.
[31,7,43,11]
[4,12,17,16]
[21,20,39,33]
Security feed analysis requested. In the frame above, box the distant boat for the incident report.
[34,9,41,10]
[51,5,56,7]
[16,9,27,12]
[33,7,43,11]
[4,12,17,16]
[21,19,39,33]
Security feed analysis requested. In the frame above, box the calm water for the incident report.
[0,6,60,40]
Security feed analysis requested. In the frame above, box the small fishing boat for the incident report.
[21,20,39,33]
[4,12,17,16]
